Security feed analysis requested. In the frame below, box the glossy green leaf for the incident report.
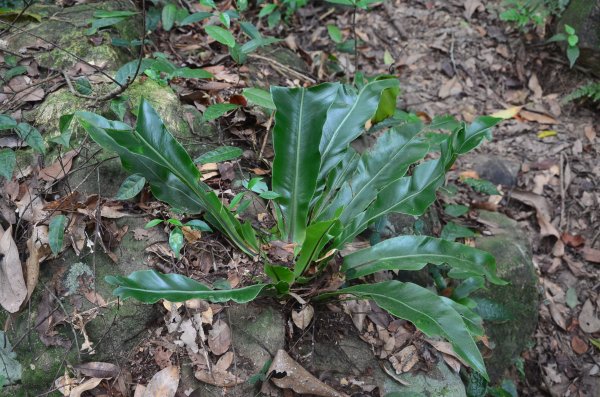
[318,121,428,223]
[194,146,243,164]
[319,281,488,380]
[319,79,399,181]
[106,270,266,303]
[451,277,485,301]
[203,103,239,121]
[167,219,184,227]
[372,77,400,123]
[205,25,236,47]
[185,219,212,232]
[49,215,68,256]
[441,222,475,241]
[567,45,580,68]
[327,24,343,43]
[338,158,446,246]
[444,204,469,217]
[15,123,45,154]
[295,218,341,277]
[76,100,256,255]
[271,83,340,245]
[219,11,231,28]
[243,88,275,109]
[115,174,146,200]
[259,191,280,200]
[114,58,157,85]
[180,11,212,26]
[162,4,177,31]
[264,264,295,284]
[259,3,277,18]
[145,219,163,228]
[110,97,128,121]
[342,235,504,285]
[169,227,184,258]
[0,115,17,130]
[0,149,16,180]
[440,296,484,337]
[74,77,93,95]
[4,66,27,81]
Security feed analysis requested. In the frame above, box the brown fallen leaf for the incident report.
[528,74,543,99]
[571,335,588,354]
[0,225,27,313]
[579,300,600,334]
[208,319,231,356]
[583,247,600,264]
[510,190,564,255]
[292,304,315,330]
[70,377,102,397]
[389,345,419,374]
[74,362,120,379]
[438,76,462,99]
[341,298,371,332]
[39,150,78,182]
[143,366,179,397]
[266,350,348,397]
[194,368,244,387]
[25,229,41,302]
[519,110,559,124]
[214,351,234,372]
[490,106,523,120]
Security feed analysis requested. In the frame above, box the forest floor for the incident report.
[1,0,599,396]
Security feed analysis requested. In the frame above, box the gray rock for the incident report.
[560,0,600,76]
[473,210,539,382]
[471,155,520,187]
[180,303,286,397]
[299,312,466,397]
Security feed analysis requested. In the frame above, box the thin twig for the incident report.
[248,54,316,84]
[353,5,358,76]
[1,0,33,35]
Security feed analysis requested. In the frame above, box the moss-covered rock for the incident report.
[4,1,141,70]
[560,0,600,76]
[473,210,539,382]
[1,217,164,396]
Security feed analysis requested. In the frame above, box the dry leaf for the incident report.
[292,304,314,330]
[389,345,419,374]
[571,335,588,354]
[583,247,600,264]
[214,351,234,372]
[74,362,119,379]
[143,366,180,397]
[179,319,200,354]
[561,233,585,248]
[579,300,600,333]
[267,350,348,397]
[25,229,41,302]
[463,0,483,19]
[208,319,231,356]
[442,353,462,373]
[194,369,244,387]
[438,76,462,99]
[490,106,523,120]
[528,74,543,99]
[0,225,27,313]
[584,125,596,142]
[341,299,371,332]
[519,110,559,124]
[70,377,102,397]
[39,150,78,182]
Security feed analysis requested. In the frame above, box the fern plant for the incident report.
[564,81,600,103]
[71,79,504,379]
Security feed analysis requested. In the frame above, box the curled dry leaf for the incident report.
[214,351,234,372]
[208,319,231,356]
[0,225,27,313]
[579,300,600,334]
[389,345,419,374]
[143,366,180,397]
[292,304,314,330]
[583,247,600,264]
[267,350,349,397]
[341,298,371,332]
[519,110,559,124]
[74,362,120,379]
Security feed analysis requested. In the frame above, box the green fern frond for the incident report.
[564,82,600,103]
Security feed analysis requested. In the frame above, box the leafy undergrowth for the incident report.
[1,1,599,397]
